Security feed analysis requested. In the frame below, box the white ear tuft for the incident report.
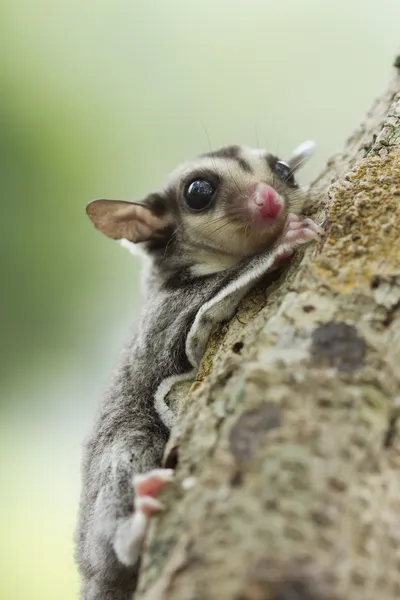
[120,238,147,257]
[286,140,316,171]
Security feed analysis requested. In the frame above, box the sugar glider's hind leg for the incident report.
[114,468,174,567]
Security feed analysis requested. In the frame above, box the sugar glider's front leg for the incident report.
[186,212,323,366]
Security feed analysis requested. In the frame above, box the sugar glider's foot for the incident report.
[114,468,174,566]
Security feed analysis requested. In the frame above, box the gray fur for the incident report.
[75,261,256,598]
[75,142,318,599]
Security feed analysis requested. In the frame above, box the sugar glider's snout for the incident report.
[247,182,284,226]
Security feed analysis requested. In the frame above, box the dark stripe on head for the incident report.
[203,145,254,174]
[144,188,182,221]
[144,192,170,217]
[266,153,279,171]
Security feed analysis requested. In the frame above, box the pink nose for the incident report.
[253,183,282,219]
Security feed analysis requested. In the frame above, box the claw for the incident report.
[136,495,164,517]
[301,217,324,237]
[282,213,323,244]
[133,468,174,497]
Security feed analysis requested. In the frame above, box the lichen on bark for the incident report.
[135,60,400,600]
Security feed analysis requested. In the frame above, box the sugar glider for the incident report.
[75,140,322,600]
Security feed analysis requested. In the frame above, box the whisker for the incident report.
[285,153,310,180]
[279,154,311,192]
[205,219,243,241]
[189,216,240,238]
[162,224,182,258]
[202,122,213,153]
[274,139,281,161]
[201,123,219,172]
[186,214,231,233]
[190,211,247,239]
[209,213,249,237]
[164,213,232,252]
[224,159,243,196]
[162,205,251,261]
[173,212,241,242]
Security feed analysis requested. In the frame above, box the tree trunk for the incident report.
[135,58,400,600]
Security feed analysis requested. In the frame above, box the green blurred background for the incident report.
[0,0,399,597]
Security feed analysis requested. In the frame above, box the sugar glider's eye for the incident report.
[274,161,296,187]
[184,179,216,211]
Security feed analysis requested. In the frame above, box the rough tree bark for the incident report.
[136,57,400,600]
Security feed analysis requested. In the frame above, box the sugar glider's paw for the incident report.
[133,468,174,504]
[269,214,323,270]
[114,468,174,566]
[283,213,324,244]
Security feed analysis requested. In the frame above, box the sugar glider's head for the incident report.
[86,141,315,276]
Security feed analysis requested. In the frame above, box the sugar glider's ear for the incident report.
[86,198,170,243]
[285,140,316,172]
